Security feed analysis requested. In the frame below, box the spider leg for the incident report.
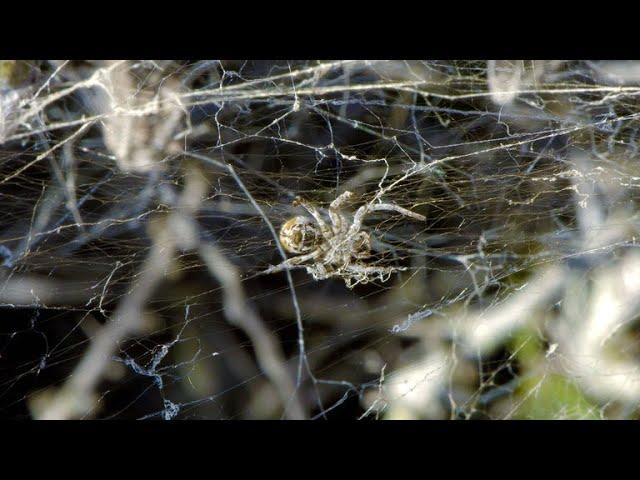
[368,203,426,222]
[348,204,371,237]
[293,197,332,240]
[329,191,353,234]
[259,249,322,276]
[348,202,425,237]
[330,191,353,210]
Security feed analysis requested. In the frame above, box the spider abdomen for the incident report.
[279,216,320,254]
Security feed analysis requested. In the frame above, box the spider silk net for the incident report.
[1,60,640,419]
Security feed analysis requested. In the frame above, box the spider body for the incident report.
[263,191,425,288]
[279,216,320,254]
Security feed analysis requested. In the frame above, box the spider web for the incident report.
[1,59,640,419]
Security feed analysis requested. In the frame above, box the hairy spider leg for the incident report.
[261,249,322,275]
[329,190,353,234]
[348,202,426,237]
[370,203,426,222]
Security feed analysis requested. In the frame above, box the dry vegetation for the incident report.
[1,60,640,419]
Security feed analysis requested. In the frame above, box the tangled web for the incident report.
[2,60,640,419]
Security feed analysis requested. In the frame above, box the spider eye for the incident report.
[279,216,320,254]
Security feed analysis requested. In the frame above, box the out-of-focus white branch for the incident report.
[559,252,640,404]
[30,221,177,419]
[30,165,203,420]
[458,264,567,355]
[382,348,451,420]
[0,274,92,306]
[100,60,184,174]
[199,243,307,420]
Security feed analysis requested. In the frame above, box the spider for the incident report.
[261,191,426,288]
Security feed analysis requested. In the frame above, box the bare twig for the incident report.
[199,242,307,419]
